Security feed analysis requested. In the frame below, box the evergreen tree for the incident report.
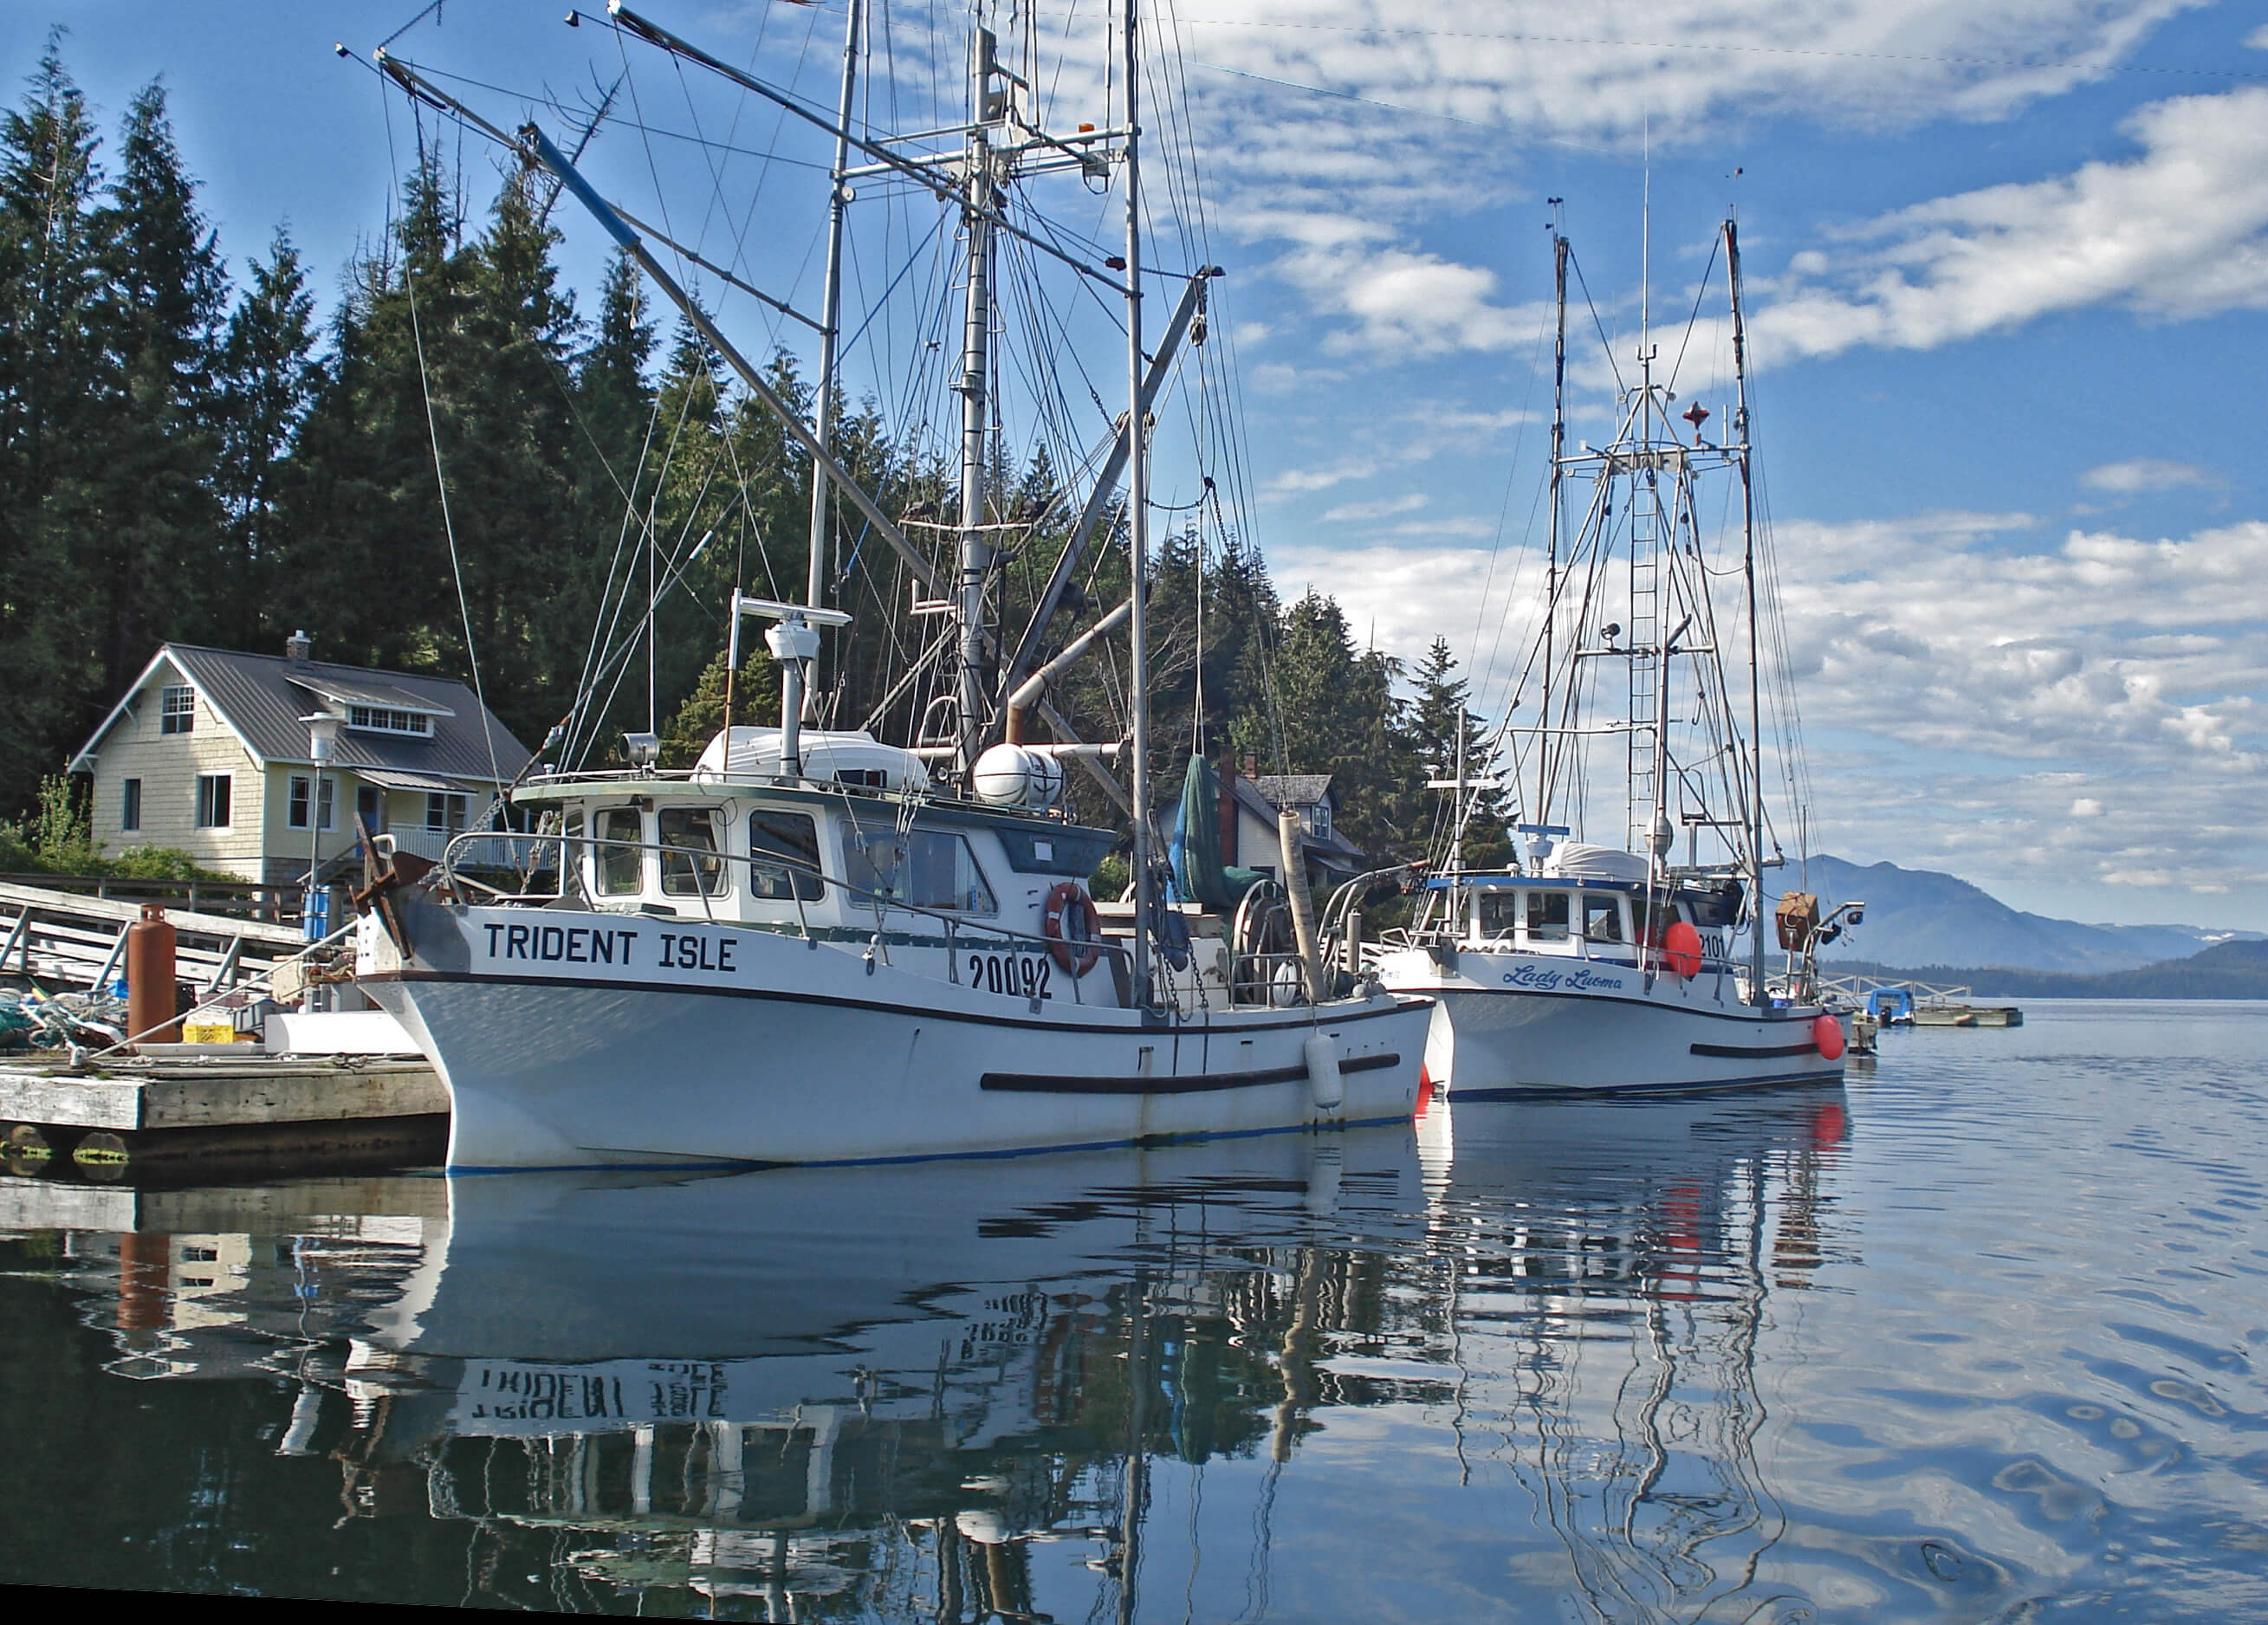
[0,37,109,813]
[1407,636,1511,868]
[216,227,322,636]
[88,78,231,695]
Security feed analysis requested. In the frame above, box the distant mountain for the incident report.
[1827,940,2268,1000]
[1797,855,2259,974]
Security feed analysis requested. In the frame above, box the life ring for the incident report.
[1042,882,1103,976]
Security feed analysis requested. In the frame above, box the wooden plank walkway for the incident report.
[0,879,314,995]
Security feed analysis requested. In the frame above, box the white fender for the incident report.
[1304,1033,1345,1111]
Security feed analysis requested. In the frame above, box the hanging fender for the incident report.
[1041,881,1103,977]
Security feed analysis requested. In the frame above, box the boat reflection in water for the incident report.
[29,1087,1856,1616]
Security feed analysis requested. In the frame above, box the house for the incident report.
[1164,755,1369,893]
[69,631,533,887]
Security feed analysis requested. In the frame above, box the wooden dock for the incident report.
[0,1050,447,1175]
[1912,1003,2024,1028]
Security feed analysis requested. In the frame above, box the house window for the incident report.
[347,704,432,737]
[120,778,142,833]
[356,785,386,834]
[1306,801,1332,838]
[288,775,336,831]
[424,793,468,834]
[159,685,195,735]
[194,774,231,829]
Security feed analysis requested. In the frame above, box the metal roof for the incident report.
[355,767,471,793]
[86,644,530,786]
[1249,773,1333,809]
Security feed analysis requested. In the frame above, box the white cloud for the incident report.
[1772,512,2268,899]
[2079,458,2218,494]
[2249,24,2268,49]
[1759,86,2268,357]
[1321,493,1428,522]
[1176,0,2206,154]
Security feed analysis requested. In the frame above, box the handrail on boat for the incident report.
[431,826,1135,986]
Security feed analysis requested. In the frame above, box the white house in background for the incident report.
[69,631,532,886]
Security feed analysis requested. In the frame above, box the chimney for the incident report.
[1241,753,1258,779]
[286,629,313,664]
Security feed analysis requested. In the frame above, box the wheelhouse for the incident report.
[1429,875,1742,968]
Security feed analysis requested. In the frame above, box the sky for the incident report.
[4,0,2264,929]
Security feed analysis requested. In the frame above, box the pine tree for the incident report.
[216,228,322,634]
[88,78,231,696]
[0,37,110,814]
[1408,636,1510,867]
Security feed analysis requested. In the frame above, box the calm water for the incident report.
[3,1000,2265,1620]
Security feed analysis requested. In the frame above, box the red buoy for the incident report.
[1662,920,1704,979]
[1812,1012,1846,1060]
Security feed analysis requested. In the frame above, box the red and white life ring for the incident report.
[1042,881,1103,976]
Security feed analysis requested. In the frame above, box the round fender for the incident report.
[1041,882,1103,976]
[1812,1012,1847,1060]
[1662,920,1704,979]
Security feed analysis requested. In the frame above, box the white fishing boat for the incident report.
[1375,219,1857,1098]
[353,3,1429,1169]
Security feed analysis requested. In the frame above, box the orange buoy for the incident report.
[1662,920,1704,979]
[1812,1012,1846,1060]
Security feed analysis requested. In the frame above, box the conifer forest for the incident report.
[0,39,1502,872]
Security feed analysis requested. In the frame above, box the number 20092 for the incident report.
[969,953,1052,999]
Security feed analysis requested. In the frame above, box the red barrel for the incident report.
[126,903,179,1047]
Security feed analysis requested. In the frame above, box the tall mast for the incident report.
[1124,0,1153,1003]
[806,0,861,615]
[1725,217,1766,1005]
[1540,229,1565,824]
[955,29,1003,780]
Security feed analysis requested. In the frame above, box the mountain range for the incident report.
[1797,855,2259,974]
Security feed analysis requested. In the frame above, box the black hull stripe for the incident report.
[1690,1040,1819,1059]
[369,968,1424,1038]
[1450,1069,1844,1102]
[982,1052,1402,1096]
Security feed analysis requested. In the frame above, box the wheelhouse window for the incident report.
[658,807,726,897]
[1582,893,1626,944]
[120,778,141,833]
[347,704,433,737]
[1526,890,1571,942]
[1476,891,1520,939]
[846,823,996,915]
[596,807,645,897]
[194,774,231,829]
[159,685,195,735]
[287,774,336,831]
[748,811,825,901]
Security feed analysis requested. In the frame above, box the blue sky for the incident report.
[7,1,2265,929]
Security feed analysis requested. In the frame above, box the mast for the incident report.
[1725,217,1766,1006]
[1540,230,1566,824]
[807,0,860,614]
[955,29,1003,780]
[1124,0,1154,1003]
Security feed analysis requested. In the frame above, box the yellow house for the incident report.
[69,631,532,887]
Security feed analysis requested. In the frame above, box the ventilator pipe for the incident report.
[1003,598,1133,744]
[1278,809,1328,1002]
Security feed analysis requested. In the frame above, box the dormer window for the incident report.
[159,685,194,735]
[1306,800,1332,838]
[347,704,433,737]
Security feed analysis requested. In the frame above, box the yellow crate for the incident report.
[181,1021,241,1044]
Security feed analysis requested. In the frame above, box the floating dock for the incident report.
[1912,1002,2023,1028]
[0,1048,447,1176]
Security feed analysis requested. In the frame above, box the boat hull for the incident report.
[1377,947,1842,1097]
[360,901,1429,1169]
